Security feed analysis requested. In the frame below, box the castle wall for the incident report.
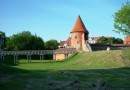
[71,32,84,51]
[82,33,89,51]
[90,44,130,51]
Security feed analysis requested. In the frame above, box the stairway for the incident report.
[82,40,92,52]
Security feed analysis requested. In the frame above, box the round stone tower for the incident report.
[70,16,89,51]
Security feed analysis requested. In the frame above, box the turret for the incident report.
[70,16,89,51]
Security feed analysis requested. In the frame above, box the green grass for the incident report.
[122,48,130,59]
[0,50,130,90]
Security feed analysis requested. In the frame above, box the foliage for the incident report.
[114,38,123,44]
[0,31,6,38]
[96,36,123,44]
[113,0,130,35]
[28,35,45,50]
[6,31,44,50]
[96,36,108,44]
[0,31,6,49]
[107,37,115,44]
[45,39,59,50]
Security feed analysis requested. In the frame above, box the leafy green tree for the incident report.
[114,38,123,44]
[107,37,115,44]
[96,36,108,44]
[28,35,44,50]
[45,39,59,50]
[0,31,6,38]
[113,0,130,35]
[6,31,44,50]
[0,31,6,49]
[96,36,123,44]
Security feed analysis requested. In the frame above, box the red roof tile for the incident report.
[125,36,130,42]
[65,37,71,46]
[70,16,89,33]
[60,41,66,47]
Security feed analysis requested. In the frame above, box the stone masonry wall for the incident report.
[71,32,84,51]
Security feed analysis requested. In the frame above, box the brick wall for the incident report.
[71,32,83,51]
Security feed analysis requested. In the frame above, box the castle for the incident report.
[60,16,130,50]
[60,15,91,51]
[54,16,91,60]
[55,15,130,60]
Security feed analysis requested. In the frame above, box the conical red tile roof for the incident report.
[70,16,89,33]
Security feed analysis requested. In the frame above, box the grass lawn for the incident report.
[0,50,130,90]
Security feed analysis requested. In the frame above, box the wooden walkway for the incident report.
[0,50,77,64]
[0,50,54,55]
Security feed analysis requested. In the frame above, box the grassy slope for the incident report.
[63,50,124,69]
[16,50,125,70]
[0,50,130,90]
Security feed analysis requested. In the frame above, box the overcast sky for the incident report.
[0,0,128,41]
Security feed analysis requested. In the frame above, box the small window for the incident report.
[75,36,77,39]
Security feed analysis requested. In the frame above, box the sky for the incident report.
[0,0,128,42]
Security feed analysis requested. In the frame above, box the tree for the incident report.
[96,36,108,44]
[45,39,59,50]
[0,31,6,50]
[6,31,44,50]
[108,37,115,44]
[114,38,123,44]
[28,35,45,50]
[113,0,130,35]
[96,36,123,44]
[0,31,6,38]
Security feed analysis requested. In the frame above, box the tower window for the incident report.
[75,36,77,39]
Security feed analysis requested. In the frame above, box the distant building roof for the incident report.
[60,41,66,47]
[124,36,130,44]
[90,36,111,41]
[124,36,130,42]
[91,37,100,41]
[65,37,71,46]
[70,16,89,33]
[60,37,71,47]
